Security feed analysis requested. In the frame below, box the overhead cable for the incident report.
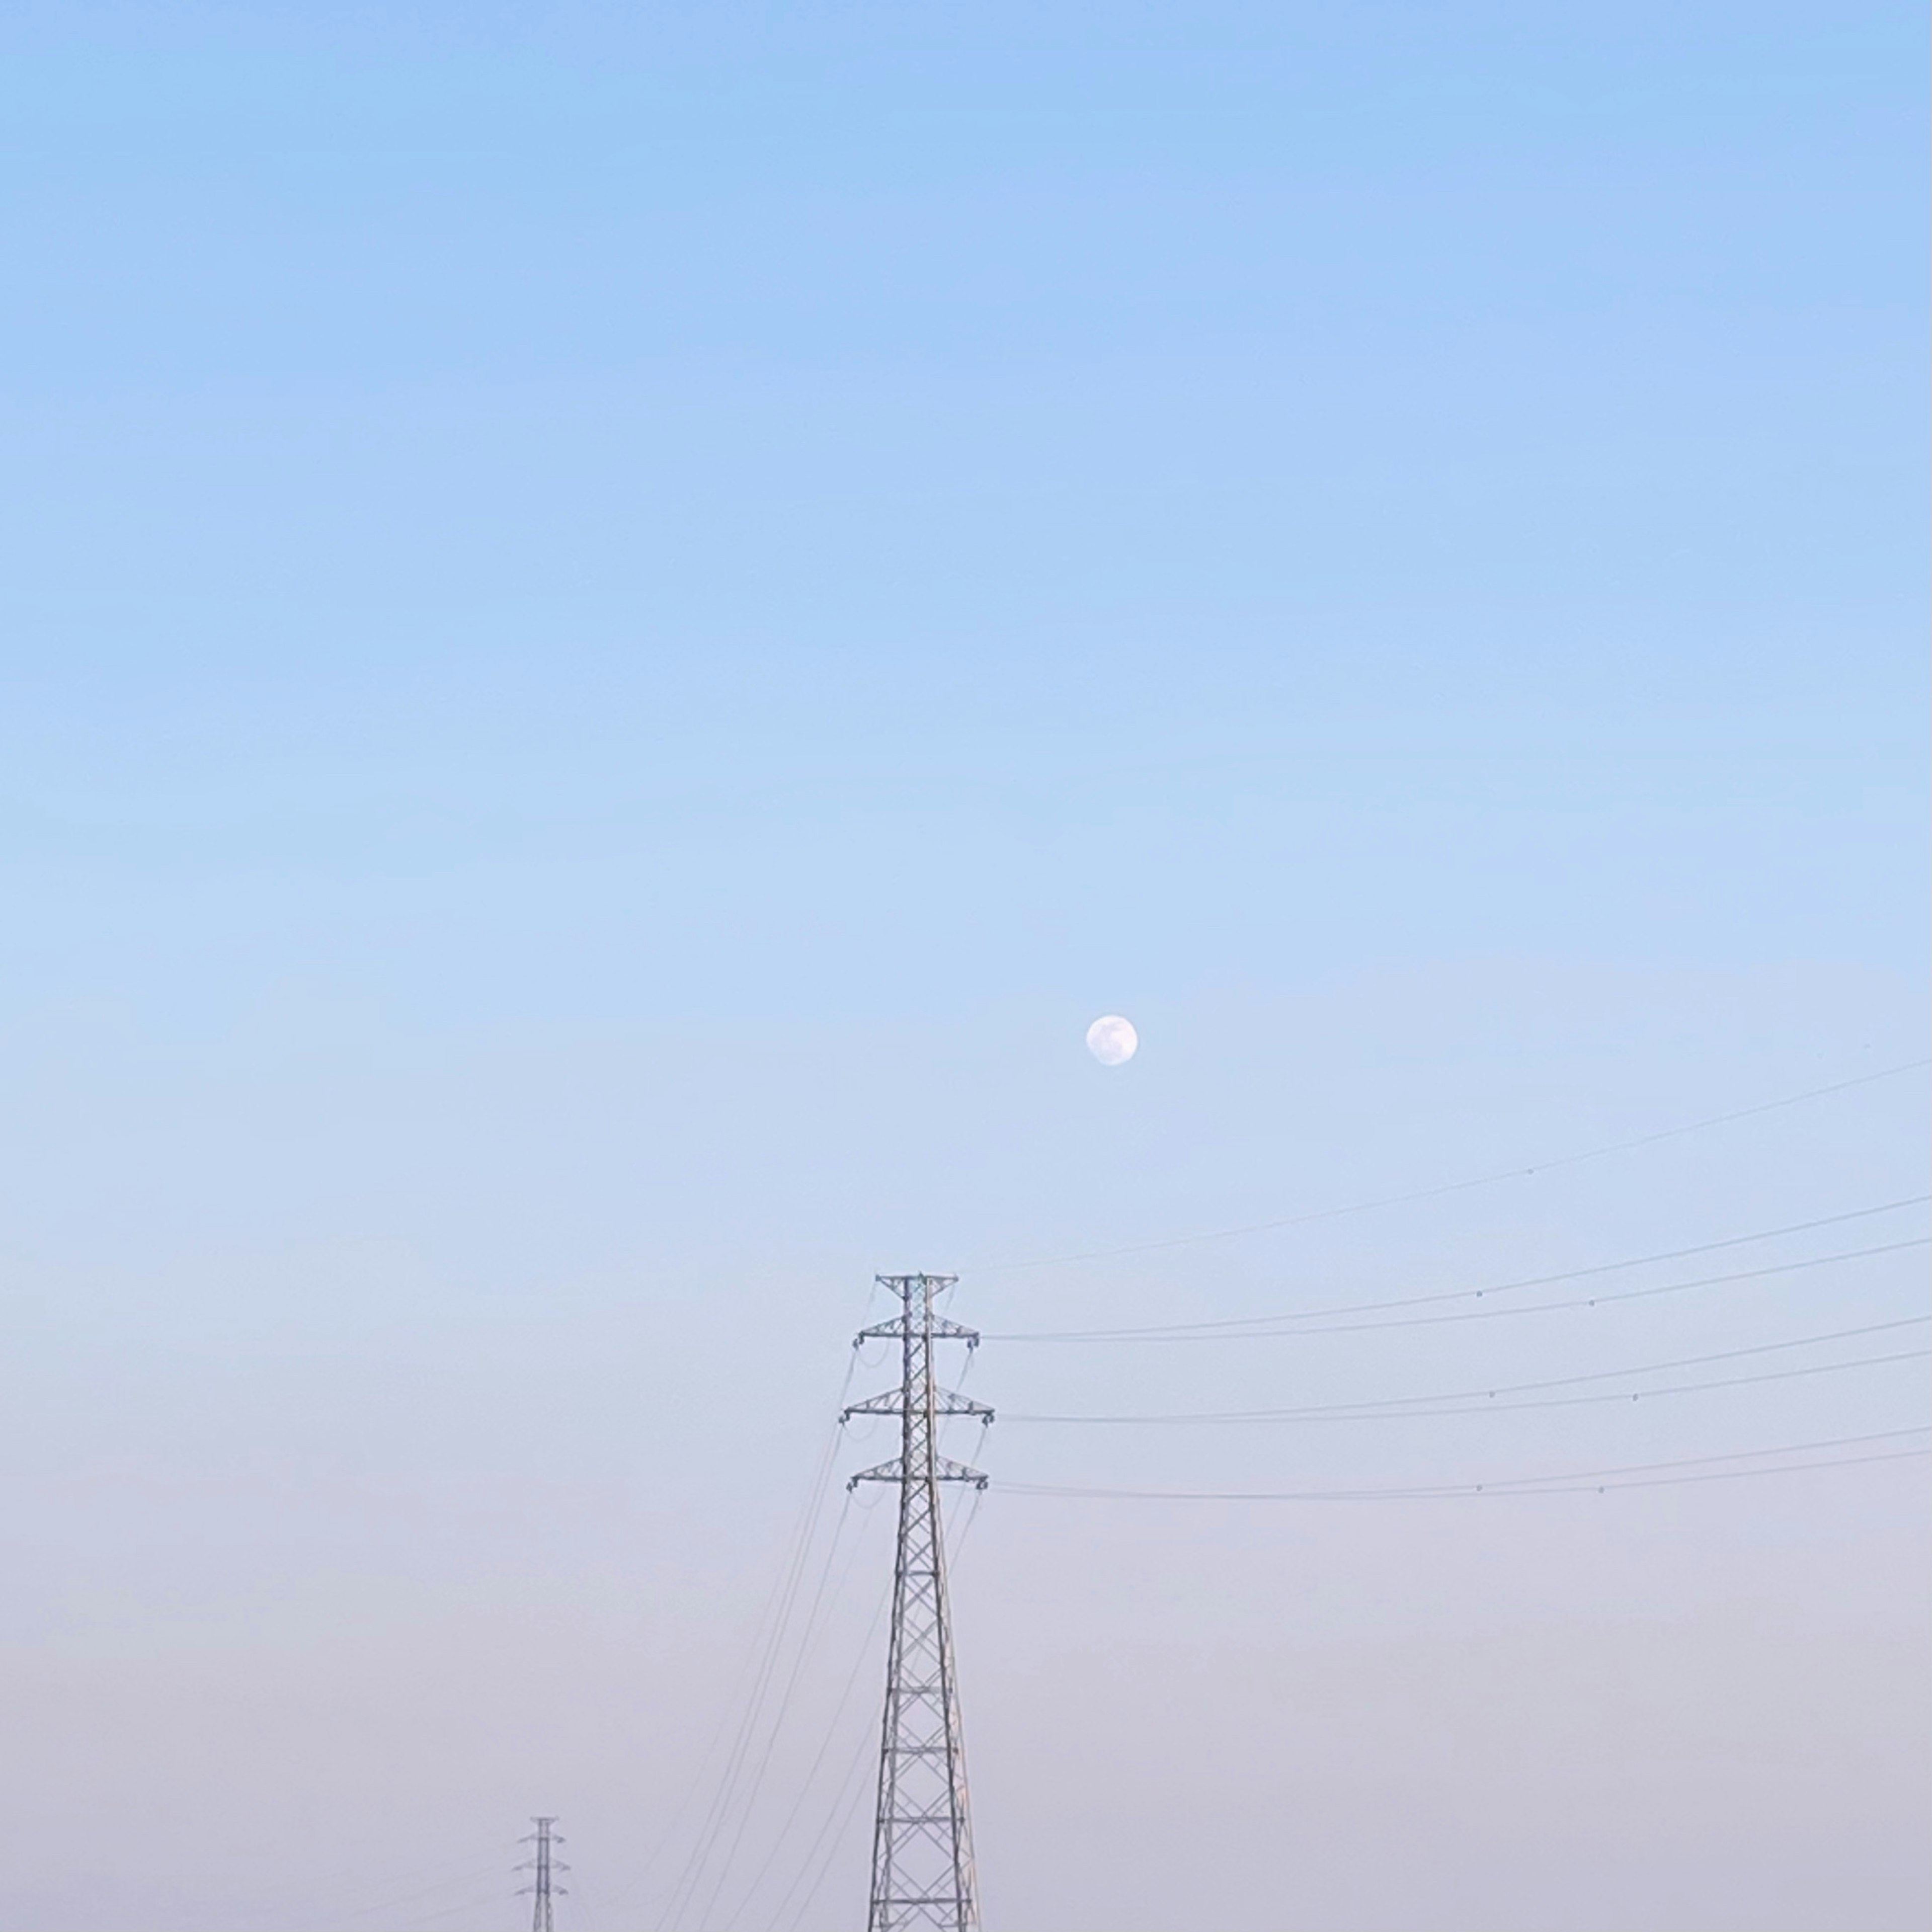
[1007,1344,1926,1424]
[1002,1316,1932,1422]
[982,1057,1930,1271]
[991,1235,1928,1343]
[998,1427,1932,1502]
[992,1194,1928,1340]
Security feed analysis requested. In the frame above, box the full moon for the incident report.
[1086,1014,1139,1066]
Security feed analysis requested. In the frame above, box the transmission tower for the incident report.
[844,1273,993,1932]
[516,1816,568,1932]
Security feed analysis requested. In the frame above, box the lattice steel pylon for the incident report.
[844,1273,993,1932]
[516,1816,568,1932]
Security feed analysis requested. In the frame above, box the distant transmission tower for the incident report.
[844,1273,993,1932]
[517,1816,568,1932]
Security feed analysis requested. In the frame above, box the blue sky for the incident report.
[5,2,1924,1031]
[0,6,1926,1930]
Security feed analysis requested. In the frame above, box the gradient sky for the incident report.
[1,5,1927,1930]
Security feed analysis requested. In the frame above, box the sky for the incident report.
[0,4,1926,1929]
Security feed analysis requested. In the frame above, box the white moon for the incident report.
[1086,1014,1139,1066]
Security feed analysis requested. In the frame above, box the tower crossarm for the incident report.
[848,1452,990,1491]
[843,1387,994,1423]
[855,1313,981,1347]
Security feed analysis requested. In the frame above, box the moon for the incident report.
[1086,1014,1139,1066]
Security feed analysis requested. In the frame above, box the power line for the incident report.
[982,1057,1931,1271]
[993,1236,1928,1343]
[608,1351,867,1926]
[1002,1317,1932,1422]
[1009,1345,1926,1422]
[398,1890,541,1930]
[729,1573,893,1932]
[703,1495,862,1932]
[657,1425,846,1931]
[999,1427,1932,1502]
[774,1716,889,1932]
[1016,1315,1932,1416]
[991,1194,1928,1341]
[269,1857,520,1932]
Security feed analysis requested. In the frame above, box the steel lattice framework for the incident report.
[845,1273,992,1932]
[516,1817,567,1932]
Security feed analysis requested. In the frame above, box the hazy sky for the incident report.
[2,5,1926,1930]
